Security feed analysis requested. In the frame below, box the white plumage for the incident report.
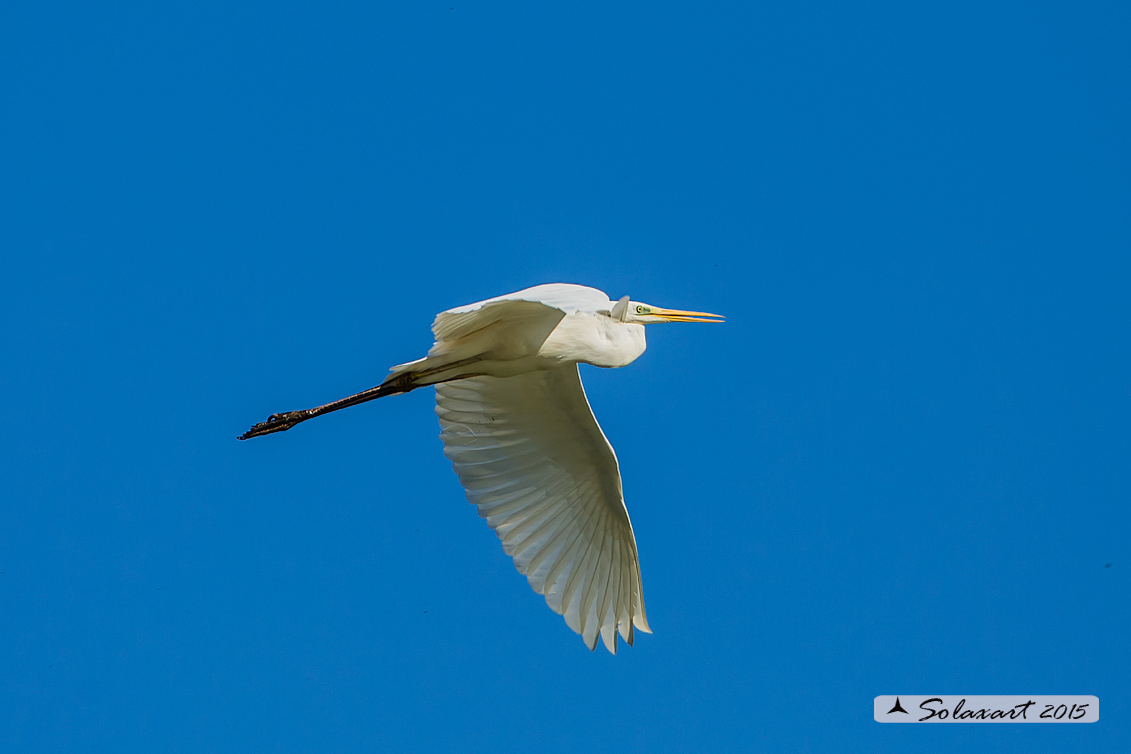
[436,367,646,652]
[240,283,723,653]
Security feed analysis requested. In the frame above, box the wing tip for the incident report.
[600,625,618,654]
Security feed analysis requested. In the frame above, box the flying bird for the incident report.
[240,283,723,652]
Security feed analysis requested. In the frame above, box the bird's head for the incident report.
[610,296,725,324]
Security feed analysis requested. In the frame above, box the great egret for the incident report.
[240,283,723,652]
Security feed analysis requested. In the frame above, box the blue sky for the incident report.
[2,1,1128,751]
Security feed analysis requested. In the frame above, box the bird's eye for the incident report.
[636,305,644,313]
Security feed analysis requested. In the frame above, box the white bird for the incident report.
[240,283,723,652]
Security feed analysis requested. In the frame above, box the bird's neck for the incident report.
[538,313,647,369]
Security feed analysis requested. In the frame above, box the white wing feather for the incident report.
[435,365,650,652]
[431,284,612,342]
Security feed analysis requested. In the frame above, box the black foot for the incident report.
[238,410,310,440]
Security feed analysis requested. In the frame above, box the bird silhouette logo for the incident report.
[887,697,909,714]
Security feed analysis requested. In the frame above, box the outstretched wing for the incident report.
[431,284,612,343]
[435,366,650,652]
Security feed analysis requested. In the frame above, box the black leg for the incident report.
[238,373,416,440]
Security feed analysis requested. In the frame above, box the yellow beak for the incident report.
[651,307,726,323]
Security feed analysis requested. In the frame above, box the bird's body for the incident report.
[390,284,648,382]
[240,283,722,653]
